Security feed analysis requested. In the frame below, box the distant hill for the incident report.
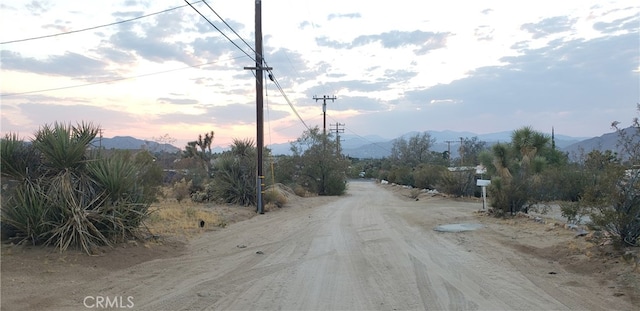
[563,127,640,160]
[97,128,639,160]
[91,136,181,153]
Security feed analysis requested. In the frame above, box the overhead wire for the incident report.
[184,0,256,63]
[4,0,312,137]
[0,1,204,44]
[265,66,310,131]
[200,0,256,56]
[0,56,246,97]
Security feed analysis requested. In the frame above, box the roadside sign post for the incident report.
[476,179,491,210]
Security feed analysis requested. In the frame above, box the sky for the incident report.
[1,0,638,150]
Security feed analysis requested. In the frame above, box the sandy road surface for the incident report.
[3,180,635,310]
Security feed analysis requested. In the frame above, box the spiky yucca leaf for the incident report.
[33,122,98,171]
[0,133,40,180]
[87,152,137,203]
[1,182,52,245]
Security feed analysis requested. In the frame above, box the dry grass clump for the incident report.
[146,200,223,238]
[292,184,314,197]
[263,183,295,212]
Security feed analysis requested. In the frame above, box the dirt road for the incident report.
[2,180,635,310]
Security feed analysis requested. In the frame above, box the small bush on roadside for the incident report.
[412,164,446,190]
[438,169,476,197]
[409,188,421,200]
[560,201,587,224]
[263,188,288,208]
[173,178,191,203]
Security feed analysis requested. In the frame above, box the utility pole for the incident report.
[444,140,456,167]
[313,95,336,135]
[244,0,271,214]
[99,128,104,149]
[459,137,464,166]
[331,123,345,155]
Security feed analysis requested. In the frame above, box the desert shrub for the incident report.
[263,188,288,208]
[574,109,640,246]
[408,188,421,200]
[584,163,640,246]
[535,165,587,201]
[133,151,164,203]
[209,140,256,206]
[560,201,588,224]
[191,182,216,203]
[0,122,154,254]
[376,170,389,182]
[292,184,309,197]
[387,166,413,186]
[173,178,191,203]
[438,169,476,197]
[412,164,446,189]
[324,170,347,195]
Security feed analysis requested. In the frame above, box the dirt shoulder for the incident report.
[385,183,640,305]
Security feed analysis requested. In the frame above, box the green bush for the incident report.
[412,164,446,190]
[209,140,257,205]
[437,169,475,197]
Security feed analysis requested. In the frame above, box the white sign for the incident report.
[476,179,491,187]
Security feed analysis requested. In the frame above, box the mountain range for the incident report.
[97,128,638,160]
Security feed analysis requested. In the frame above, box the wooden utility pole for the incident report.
[313,95,336,135]
[331,123,345,155]
[459,137,464,166]
[244,0,271,214]
[444,140,456,167]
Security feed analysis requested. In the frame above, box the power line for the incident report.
[0,56,245,97]
[266,68,310,131]
[184,1,308,132]
[184,0,256,63]
[0,1,204,45]
[201,0,256,57]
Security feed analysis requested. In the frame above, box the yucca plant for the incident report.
[0,133,40,180]
[211,154,256,206]
[87,151,137,203]
[1,122,154,254]
[43,169,110,252]
[2,182,52,245]
[33,121,97,171]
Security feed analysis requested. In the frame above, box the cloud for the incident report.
[393,32,639,135]
[474,25,494,41]
[329,95,387,112]
[8,102,138,131]
[316,30,451,53]
[150,102,289,126]
[0,50,114,80]
[157,97,199,105]
[327,13,361,21]
[593,14,639,34]
[520,16,575,39]
[105,10,200,65]
[25,0,51,16]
